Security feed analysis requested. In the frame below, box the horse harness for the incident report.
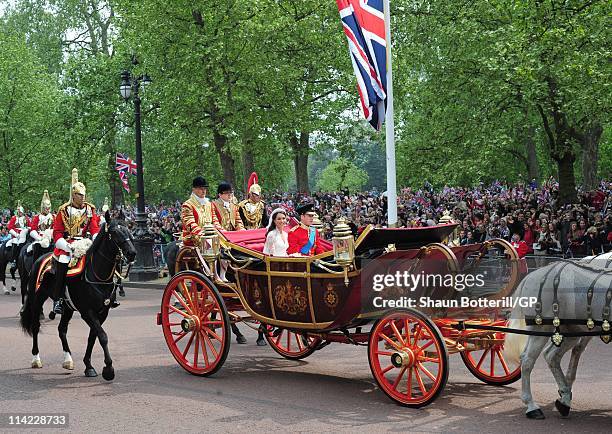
[525,259,612,346]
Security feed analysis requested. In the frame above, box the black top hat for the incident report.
[217,182,233,195]
[296,202,315,215]
[192,177,208,188]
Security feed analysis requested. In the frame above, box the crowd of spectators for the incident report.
[2,178,611,261]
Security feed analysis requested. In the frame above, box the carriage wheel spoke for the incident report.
[202,331,219,359]
[173,331,187,344]
[413,324,423,344]
[392,366,407,391]
[414,366,427,395]
[407,367,413,399]
[404,319,412,346]
[417,362,437,382]
[497,349,511,375]
[168,304,190,318]
[390,321,406,347]
[376,350,394,356]
[274,331,283,346]
[171,290,194,315]
[168,322,182,326]
[476,348,490,371]
[379,333,402,351]
[381,364,394,375]
[418,356,440,363]
[296,334,304,351]
[490,348,495,376]
[205,327,223,342]
[182,332,195,359]
[418,339,434,352]
[193,333,200,367]
[199,331,210,367]
[286,330,291,351]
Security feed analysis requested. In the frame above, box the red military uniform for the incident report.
[30,213,55,237]
[287,223,325,256]
[7,215,31,239]
[53,202,100,261]
[181,194,219,246]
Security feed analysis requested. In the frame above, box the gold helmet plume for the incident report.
[102,197,109,213]
[16,200,24,214]
[71,168,86,197]
[40,190,52,213]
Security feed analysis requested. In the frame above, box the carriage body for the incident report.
[160,223,526,406]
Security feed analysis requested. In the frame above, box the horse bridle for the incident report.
[87,223,134,284]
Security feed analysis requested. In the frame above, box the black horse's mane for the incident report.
[88,222,108,255]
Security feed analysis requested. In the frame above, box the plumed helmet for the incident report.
[40,190,52,213]
[71,168,86,196]
[16,200,24,214]
[192,176,208,188]
[217,181,233,196]
[247,172,261,195]
[102,197,109,213]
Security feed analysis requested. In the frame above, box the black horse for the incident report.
[164,239,265,345]
[0,239,24,294]
[20,212,136,380]
[17,238,54,310]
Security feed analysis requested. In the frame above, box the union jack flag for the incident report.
[115,153,137,175]
[337,0,387,130]
[118,169,130,193]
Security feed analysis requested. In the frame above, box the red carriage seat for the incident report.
[219,227,333,254]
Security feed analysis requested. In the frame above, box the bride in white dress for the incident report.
[263,208,289,256]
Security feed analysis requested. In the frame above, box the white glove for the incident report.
[55,238,72,252]
[30,230,42,241]
[9,229,18,238]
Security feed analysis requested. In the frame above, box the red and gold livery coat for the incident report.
[52,202,99,258]
[212,198,244,231]
[287,223,325,256]
[181,195,219,246]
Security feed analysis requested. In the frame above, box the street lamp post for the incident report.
[120,60,157,281]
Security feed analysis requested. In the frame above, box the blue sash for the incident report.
[300,227,316,255]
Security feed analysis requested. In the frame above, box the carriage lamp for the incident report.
[333,217,354,266]
[200,224,220,263]
[312,214,324,237]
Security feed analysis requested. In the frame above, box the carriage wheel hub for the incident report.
[391,348,415,368]
[181,316,198,333]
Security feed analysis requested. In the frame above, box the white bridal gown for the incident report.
[263,229,289,256]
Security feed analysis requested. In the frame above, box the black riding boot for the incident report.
[52,261,68,315]
[10,244,19,272]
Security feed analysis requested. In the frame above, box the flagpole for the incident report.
[384,0,398,227]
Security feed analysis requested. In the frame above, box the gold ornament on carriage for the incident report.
[312,213,324,237]
[332,217,354,266]
[199,224,220,263]
[603,319,611,332]
[551,331,563,347]
[552,317,560,327]
[586,318,595,330]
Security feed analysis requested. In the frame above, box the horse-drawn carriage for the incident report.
[158,221,525,407]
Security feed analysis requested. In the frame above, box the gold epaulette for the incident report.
[237,199,248,208]
[57,202,70,213]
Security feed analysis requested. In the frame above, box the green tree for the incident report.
[316,158,368,192]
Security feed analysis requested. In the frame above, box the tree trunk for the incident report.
[556,151,577,205]
[214,130,235,186]
[107,152,123,208]
[581,123,602,191]
[525,127,540,181]
[290,131,310,193]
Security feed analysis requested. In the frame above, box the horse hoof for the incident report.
[11,286,16,292]
[256,338,267,346]
[31,360,43,369]
[4,289,10,295]
[48,312,56,320]
[526,409,545,419]
[84,368,98,377]
[102,366,115,381]
[555,400,571,417]
[236,335,247,344]
[62,360,74,370]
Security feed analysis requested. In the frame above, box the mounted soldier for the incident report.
[7,201,31,273]
[28,190,55,254]
[51,168,100,315]
[238,172,269,230]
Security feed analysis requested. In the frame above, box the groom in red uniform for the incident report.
[287,203,325,256]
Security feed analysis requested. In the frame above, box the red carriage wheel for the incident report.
[368,309,448,408]
[460,326,521,386]
[161,271,230,376]
[264,327,322,360]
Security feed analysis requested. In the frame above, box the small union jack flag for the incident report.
[337,0,387,130]
[118,169,131,193]
[115,153,137,175]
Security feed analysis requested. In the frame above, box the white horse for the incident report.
[505,251,612,419]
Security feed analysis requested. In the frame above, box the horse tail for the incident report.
[20,255,46,336]
[505,278,528,364]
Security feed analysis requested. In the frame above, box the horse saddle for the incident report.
[35,255,87,291]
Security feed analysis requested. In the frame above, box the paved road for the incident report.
[0,286,610,433]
